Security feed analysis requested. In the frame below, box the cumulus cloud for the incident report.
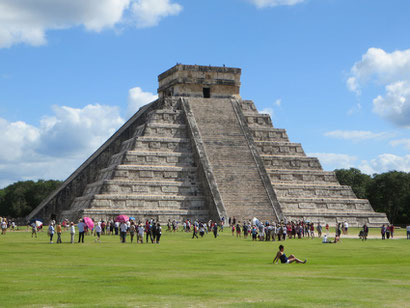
[324,130,394,142]
[308,152,358,170]
[347,48,410,127]
[359,154,410,174]
[127,87,157,118]
[0,0,182,48]
[0,103,125,188]
[308,151,410,175]
[131,0,182,28]
[372,81,410,127]
[249,0,306,8]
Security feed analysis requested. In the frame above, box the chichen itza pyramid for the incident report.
[27,64,388,226]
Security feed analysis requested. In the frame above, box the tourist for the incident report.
[145,221,151,243]
[48,223,55,244]
[78,219,85,243]
[236,223,241,238]
[70,222,75,243]
[231,224,235,236]
[1,219,7,235]
[156,223,162,244]
[213,223,218,238]
[56,223,62,244]
[137,223,144,243]
[389,224,394,239]
[272,245,306,264]
[317,222,322,238]
[381,224,386,240]
[243,222,248,239]
[31,222,37,238]
[344,221,349,235]
[120,222,127,243]
[101,221,106,234]
[95,221,102,243]
[251,225,258,241]
[325,223,329,235]
[114,221,119,235]
[407,224,410,240]
[151,221,157,243]
[199,223,205,237]
[129,221,136,243]
[362,224,369,241]
[310,223,315,238]
[386,224,391,239]
[192,224,199,239]
[336,223,342,238]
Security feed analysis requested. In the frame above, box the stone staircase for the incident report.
[238,99,388,227]
[61,98,209,222]
[185,97,279,221]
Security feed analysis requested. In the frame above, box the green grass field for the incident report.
[0,228,409,307]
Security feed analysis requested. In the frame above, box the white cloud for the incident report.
[127,87,157,118]
[347,47,410,127]
[372,81,410,127]
[324,130,394,142]
[131,0,182,28]
[309,151,410,175]
[249,0,306,8]
[359,154,410,174]
[390,138,410,151]
[274,99,282,107]
[0,0,182,48]
[37,104,124,157]
[0,103,125,188]
[308,152,358,170]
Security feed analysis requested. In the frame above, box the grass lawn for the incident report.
[0,227,409,307]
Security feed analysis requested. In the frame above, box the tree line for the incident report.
[335,168,410,225]
[0,180,62,219]
[0,169,409,224]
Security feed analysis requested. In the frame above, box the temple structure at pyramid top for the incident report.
[27,64,388,226]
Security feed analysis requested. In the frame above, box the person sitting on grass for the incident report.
[273,245,306,264]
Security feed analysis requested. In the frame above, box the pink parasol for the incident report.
[83,217,94,229]
[115,215,129,223]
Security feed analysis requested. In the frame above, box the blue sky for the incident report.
[1,0,410,188]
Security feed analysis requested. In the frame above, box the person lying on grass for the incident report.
[273,245,307,264]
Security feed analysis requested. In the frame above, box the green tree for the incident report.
[0,180,62,218]
[334,168,372,199]
[367,171,410,224]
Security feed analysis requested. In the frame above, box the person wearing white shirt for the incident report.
[70,222,75,244]
[95,222,102,243]
[120,222,128,243]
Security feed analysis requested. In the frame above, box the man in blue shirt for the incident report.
[78,220,85,243]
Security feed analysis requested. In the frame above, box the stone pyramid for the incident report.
[27,64,388,226]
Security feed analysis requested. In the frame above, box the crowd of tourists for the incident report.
[3,215,410,243]
[42,218,163,244]
[0,217,17,234]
